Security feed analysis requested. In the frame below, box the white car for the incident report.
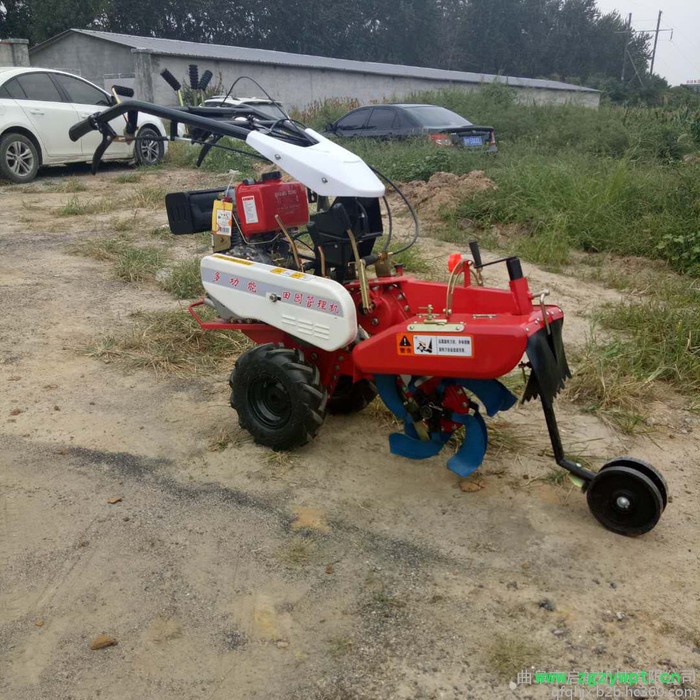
[0,67,168,183]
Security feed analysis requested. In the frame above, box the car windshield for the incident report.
[253,104,286,119]
[402,106,472,128]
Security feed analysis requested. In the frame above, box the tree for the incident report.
[1,0,106,44]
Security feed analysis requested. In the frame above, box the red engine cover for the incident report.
[235,177,309,237]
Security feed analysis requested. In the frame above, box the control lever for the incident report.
[469,240,483,269]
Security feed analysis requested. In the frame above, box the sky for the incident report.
[594,0,700,86]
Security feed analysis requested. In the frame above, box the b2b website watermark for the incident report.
[513,670,697,697]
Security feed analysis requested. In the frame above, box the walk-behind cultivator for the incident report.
[69,88,668,535]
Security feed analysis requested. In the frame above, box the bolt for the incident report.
[404,305,410,312]
[616,496,631,511]
[338,355,345,361]
[334,365,340,371]
[371,318,379,326]
[397,293,404,300]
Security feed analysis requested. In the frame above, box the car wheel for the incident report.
[134,125,164,167]
[0,133,40,183]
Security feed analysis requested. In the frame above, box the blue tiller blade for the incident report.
[446,411,489,477]
[455,379,517,416]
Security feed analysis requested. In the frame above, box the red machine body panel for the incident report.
[352,307,563,379]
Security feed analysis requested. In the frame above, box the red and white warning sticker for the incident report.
[241,196,259,224]
[396,333,473,357]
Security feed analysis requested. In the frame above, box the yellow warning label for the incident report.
[212,254,254,266]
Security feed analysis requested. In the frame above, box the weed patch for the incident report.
[56,197,119,217]
[73,238,166,282]
[114,246,165,282]
[133,186,167,209]
[159,258,203,299]
[566,276,700,427]
[115,172,142,184]
[486,632,543,680]
[89,309,250,376]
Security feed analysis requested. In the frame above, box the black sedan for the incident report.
[325,104,497,151]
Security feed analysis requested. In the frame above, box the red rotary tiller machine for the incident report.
[70,90,668,536]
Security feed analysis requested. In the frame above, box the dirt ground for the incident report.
[1,164,698,700]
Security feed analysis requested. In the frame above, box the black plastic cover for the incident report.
[165,189,221,234]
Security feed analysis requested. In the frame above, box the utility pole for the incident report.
[621,13,632,82]
[650,10,662,75]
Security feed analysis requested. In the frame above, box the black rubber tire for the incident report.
[586,465,663,536]
[327,377,377,415]
[230,344,327,450]
[134,125,164,167]
[0,133,40,183]
[600,457,668,510]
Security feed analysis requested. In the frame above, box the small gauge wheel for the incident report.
[586,465,663,536]
[600,457,668,510]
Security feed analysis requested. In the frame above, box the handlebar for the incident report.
[68,98,316,145]
[69,115,97,142]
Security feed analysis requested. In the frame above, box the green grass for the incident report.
[73,238,166,283]
[159,258,204,299]
[115,172,142,184]
[56,196,119,217]
[51,179,89,193]
[113,246,165,282]
[133,186,167,209]
[598,279,699,390]
[486,632,543,680]
[450,150,700,274]
[566,274,700,427]
[88,309,250,376]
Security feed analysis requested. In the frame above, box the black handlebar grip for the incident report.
[69,115,96,142]
[188,64,199,90]
[112,84,135,98]
[469,240,483,269]
[160,69,181,92]
[198,70,213,92]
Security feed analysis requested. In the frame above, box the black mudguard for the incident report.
[522,318,571,406]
